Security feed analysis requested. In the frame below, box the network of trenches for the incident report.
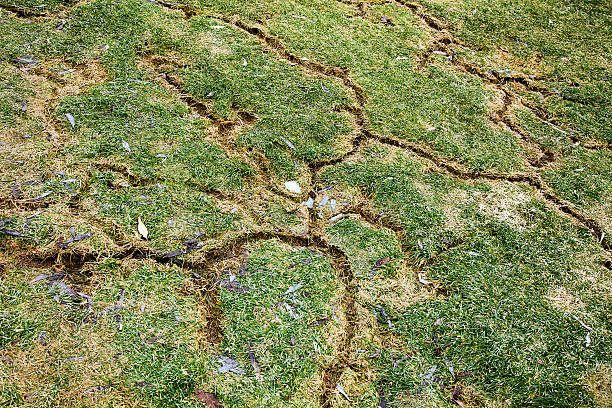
[1,0,611,406]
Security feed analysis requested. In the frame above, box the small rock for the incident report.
[284,181,301,194]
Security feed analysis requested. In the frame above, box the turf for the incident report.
[0,0,611,407]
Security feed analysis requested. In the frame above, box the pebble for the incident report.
[284,181,301,194]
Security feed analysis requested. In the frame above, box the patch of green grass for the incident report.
[365,64,525,172]
[322,150,466,262]
[327,217,402,278]
[0,280,41,348]
[370,199,611,407]
[59,79,253,191]
[90,177,238,253]
[101,264,205,408]
[213,240,338,407]
[53,0,165,70]
[0,12,52,61]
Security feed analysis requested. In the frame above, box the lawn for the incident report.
[0,0,610,407]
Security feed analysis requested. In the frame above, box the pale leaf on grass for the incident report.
[137,217,149,239]
[65,113,75,128]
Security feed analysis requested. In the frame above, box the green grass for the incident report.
[327,217,403,278]
[375,203,611,407]
[59,79,253,191]
[1,0,611,407]
[212,240,338,407]
[322,148,466,262]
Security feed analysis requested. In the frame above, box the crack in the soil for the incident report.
[333,0,395,26]
[415,32,611,152]
[140,53,301,204]
[492,89,556,168]
[373,134,611,250]
[12,227,357,351]
[209,15,611,253]
[0,0,91,19]
[0,3,47,17]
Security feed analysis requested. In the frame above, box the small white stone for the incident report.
[284,181,301,194]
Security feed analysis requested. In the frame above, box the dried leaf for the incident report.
[279,136,296,151]
[194,390,222,408]
[31,191,51,201]
[283,302,300,319]
[137,217,148,240]
[285,282,303,294]
[375,256,392,268]
[317,195,329,208]
[368,256,392,277]
[65,113,75,128]
[0,228,26,237]
[303,197,314,208]
[220,278,251,293]
[84,384,111,394]
[134,381,154,388]
[585,332,591,347]
[418,272,432,285]
[163,250,184,259]
[336,383,351,401]
[11,184,21,199]
[329,213,344,223]
[248,344,262,380]
[58,232,93,249]
[13,56,39,65]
